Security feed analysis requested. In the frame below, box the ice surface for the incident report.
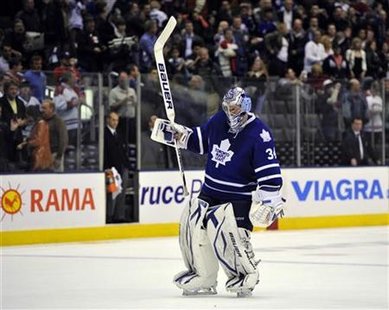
[2,226,388,309]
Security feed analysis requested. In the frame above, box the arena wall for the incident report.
[1,168,388,246]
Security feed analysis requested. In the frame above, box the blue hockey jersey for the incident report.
[187,111,282,201]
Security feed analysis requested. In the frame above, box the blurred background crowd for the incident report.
[0,0,388,175]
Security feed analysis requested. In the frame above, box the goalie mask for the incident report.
[222,87,252,134]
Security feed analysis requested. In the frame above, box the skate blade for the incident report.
[182,287,217,296]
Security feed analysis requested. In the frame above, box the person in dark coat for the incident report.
[104,111,130,223]
[0,81,26,165]
[341,117,377,166]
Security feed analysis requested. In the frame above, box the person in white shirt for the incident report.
[303,30,326,73]
[364,82,383,152]
[109,71,137,144]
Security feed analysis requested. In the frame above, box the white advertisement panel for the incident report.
[139,168,389,223]
[282,167,389,217]
[139,171,204,223]
[1,173,106,231]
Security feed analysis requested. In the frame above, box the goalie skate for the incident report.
[225,272,259,298]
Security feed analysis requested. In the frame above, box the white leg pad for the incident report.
[206,203,259,295]
[173,198,219,293]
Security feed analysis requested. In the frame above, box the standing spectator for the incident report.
[18,111,53,171]
[0,81,26,164]
[216,28,238,77]
[68,0,85,55]
[0,105,19,172]
[104,111,130,223]
[18,80,40,109]
[265,22,289,76]
[345,38,367,79]
[365,40,384,79]
[53,51,81,83]
[316,80,341,141]
[53,72,80,147]
[341,79,368,128]
[139,20,158,73]
[303,30,326,73]
[23,54,46,102]
[109,71,137,144]
[322,41,350,80]
[77,15,106,72]
[149,0,168,28]
[341,117,377,166]
[141,114,169,169]
[287,18,307,76]
[167,46,186,76]
[277,0,299,32]
[41,99,68,172]
[364,82,383,152]
[15,0,41,32]
[127,64,140,89]
[180,21,204,60]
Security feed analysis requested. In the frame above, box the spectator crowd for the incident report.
[0,0,388,173]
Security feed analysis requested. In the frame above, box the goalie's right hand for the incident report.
[151,118,193,149]
[249,189,285,227]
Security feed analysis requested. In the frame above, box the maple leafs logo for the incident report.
[211,139,234,168]
[260,129,272,142]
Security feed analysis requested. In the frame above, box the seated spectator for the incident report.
[149,0,168,28]
[316,80,341,141]
[345,37,366,79]
[53,72,81,147]
[109,71,137,144]
[257,8,277,38]
[0,43,22,74]
[321,35,334,58]
[23,54,46,102]
[167,46,186,76]
[4,19,28,57]
[322,41,349,80]
[4,58,24,85]
[245,56,268,114]
[341,117,377,166]
[41,99,68,172]
[341,79,368,128]
[139,20,158,73]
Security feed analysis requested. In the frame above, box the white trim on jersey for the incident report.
[196,127,204,154]
[205,173,256,188]
[254,163,280,173]
[257,174,282,183]
[204,182,252,196]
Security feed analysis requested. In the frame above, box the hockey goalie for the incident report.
[151,87,285,297]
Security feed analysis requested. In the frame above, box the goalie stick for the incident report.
[154,16,189,196]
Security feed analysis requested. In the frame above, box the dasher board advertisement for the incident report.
[139,168,389,223]
[1,173,106,231]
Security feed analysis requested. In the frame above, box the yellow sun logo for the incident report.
[1,184,25,221]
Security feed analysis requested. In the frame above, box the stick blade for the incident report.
[154,16,177,53]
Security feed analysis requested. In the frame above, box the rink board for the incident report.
[1,167,388,245]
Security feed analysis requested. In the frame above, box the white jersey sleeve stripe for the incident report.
[205,173,256,188]
[196,127,204,154]
[257,174,282,183]
[255,163,280,173]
